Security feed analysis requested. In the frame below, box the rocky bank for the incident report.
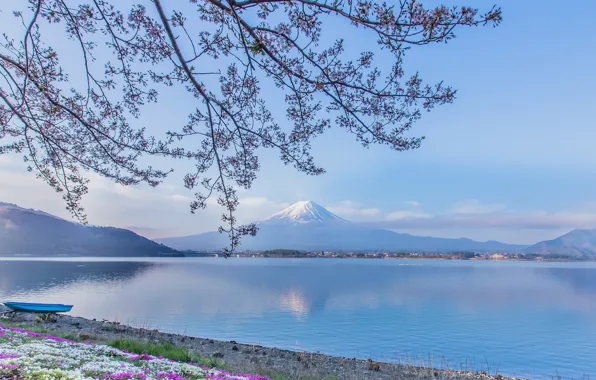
[0,308,517,380]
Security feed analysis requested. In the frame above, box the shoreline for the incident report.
[0,310,517,380]
[1,255,594,263]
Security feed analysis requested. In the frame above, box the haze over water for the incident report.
[1,258,595,379]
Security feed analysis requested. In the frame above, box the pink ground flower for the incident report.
[156,373,186,380]
[0,323,272,380]
[0,353,20,359]
[102,372,147,380]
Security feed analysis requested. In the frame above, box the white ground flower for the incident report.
[0,325,269,380]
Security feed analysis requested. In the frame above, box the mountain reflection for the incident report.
[0,260,154,298]
[279,289,309,317]
[1,258,595,378]
[544,267,596,294]
[2,259,596,319]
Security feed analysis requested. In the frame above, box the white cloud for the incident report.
[385,210,432,220]
[0,158,285,237]
[86,174,191,204]
[360,208,380,216]
[236,197,290,221]
[405,201,421,207]
[371,202,596,233]
[2,158,595,245]
[239,196,271,206]
[356,199,596,244]
[0,156,14,165]
[169,194,191,202]
[325,201,380,220]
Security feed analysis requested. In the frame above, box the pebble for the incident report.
[1,310,524,380]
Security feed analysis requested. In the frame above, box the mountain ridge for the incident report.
[0,202,68,222]
[157,200,528,252]
[525,228,596,256]
[6,200,595,256]
[0,203,180,257]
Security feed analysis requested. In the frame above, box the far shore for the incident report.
[0,253,594,263]
[0,309,519,380]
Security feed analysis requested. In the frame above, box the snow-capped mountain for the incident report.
[259,200,347,226]
[157,200,527,252]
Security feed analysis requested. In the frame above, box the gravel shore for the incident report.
[0,308,516,380]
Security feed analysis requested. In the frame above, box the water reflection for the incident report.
[0,258,595,378]
[279,289,309,317]
[0,260,153,297]
[2,259,596,318]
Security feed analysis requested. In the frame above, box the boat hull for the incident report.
[2,302,73,313]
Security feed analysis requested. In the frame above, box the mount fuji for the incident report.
[156,201,527,252]
[260,200,348,226]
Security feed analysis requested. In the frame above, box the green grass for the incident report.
[106,339,335,380]
[1,322,340,380]
[108,339,226,369]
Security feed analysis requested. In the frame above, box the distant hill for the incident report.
[157,200,528,252]
[525,228,596,257]
[0,203,180,257]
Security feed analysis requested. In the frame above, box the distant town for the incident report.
[182,249,595,262]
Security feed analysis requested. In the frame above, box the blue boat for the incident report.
[2,301,73,313]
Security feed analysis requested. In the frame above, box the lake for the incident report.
[0,258,595,379]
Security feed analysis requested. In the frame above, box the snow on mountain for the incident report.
[260,200,347,225]
[157,200,528,252]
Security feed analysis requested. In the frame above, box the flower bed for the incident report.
[0,324,270,380]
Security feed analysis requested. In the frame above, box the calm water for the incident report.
[1,258,595,379]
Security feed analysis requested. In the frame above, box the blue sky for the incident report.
[2,0,596,244]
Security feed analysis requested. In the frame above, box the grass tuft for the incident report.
[108,339,226,369]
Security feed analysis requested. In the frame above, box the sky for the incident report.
[2,0,596,245]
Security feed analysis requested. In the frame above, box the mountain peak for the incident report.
[260,200,348,225]
[0,202,68,222]
[525,228,596,256]
[0,201,179,257]
[291,200,320,210]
